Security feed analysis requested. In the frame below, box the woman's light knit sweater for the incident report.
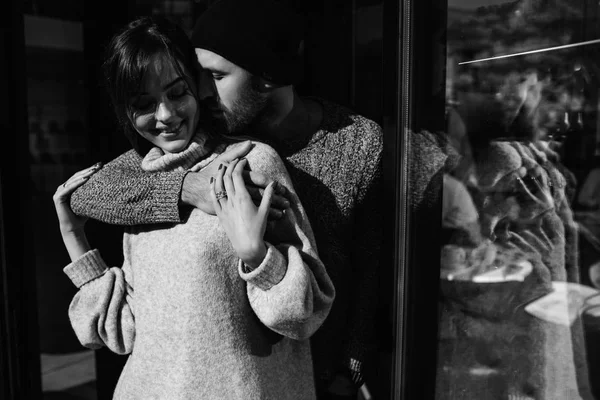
[70,98,384,387]
[64,139,335,399]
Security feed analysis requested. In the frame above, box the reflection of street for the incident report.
[575,210,600,397]
[576,211,600,252]
[439,0,600,398]
[524,281,600,326]
[575,210,600,297]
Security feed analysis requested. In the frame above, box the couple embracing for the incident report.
[53,1,383,399]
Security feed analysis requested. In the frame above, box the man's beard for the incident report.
[206,80,269,136]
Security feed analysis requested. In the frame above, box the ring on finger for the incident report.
[215,190,228,201]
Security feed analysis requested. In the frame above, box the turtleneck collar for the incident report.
[141,131,223,172]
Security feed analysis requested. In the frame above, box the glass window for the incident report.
[23,12,97,399]
[432,0,600,398]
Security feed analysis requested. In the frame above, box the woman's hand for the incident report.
[182,141,289,219]
[53,163,101,261]
[211,158,276,269]
[53,163,101,234]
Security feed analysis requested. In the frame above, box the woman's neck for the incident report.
[141,132,213,172]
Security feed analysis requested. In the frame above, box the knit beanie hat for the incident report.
[190,0,304,85]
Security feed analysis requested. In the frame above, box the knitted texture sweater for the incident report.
[65,140,335,399]
[70,98,383,386]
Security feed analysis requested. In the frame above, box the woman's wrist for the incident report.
[61,229,92,262]
[241,242,268,270]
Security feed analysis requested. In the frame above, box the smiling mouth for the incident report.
[159,121,184,137]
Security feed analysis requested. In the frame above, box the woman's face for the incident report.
[129,54,199,154]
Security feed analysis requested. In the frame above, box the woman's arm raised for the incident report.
[54,166,136,354]
[212,142,335,340]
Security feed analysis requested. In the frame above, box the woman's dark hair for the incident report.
[103,16,199,155]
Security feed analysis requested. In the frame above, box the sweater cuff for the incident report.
[63,249,108,288]
[238,242,287,291]
[152,170,187,223]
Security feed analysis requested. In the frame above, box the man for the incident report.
[71,1,383,398]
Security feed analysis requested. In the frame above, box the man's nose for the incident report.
[197,71,216,102]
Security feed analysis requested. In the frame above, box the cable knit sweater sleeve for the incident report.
[238,143,336,340]
[70,149,185,226]
[63,241,136,355]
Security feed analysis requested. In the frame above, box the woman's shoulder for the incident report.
[225,140,284,172]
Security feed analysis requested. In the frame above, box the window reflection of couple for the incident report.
[431,70,595,399]
[52,1,383,399]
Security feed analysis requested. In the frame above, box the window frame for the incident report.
[1,1,42,398]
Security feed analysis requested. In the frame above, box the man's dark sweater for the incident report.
[70,98,384,389]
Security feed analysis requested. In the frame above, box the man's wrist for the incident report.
[181,172,199,207]
[181,171,212,212]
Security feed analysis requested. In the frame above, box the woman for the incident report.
[53,16,334,399]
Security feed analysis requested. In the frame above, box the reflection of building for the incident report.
[447,0,600,168]
[448,0,512,24]
[447,6,473,25]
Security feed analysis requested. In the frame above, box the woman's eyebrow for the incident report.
[162,77,185,90]
[138,77,185,95]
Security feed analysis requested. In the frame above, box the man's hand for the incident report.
[181,140,290,219]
